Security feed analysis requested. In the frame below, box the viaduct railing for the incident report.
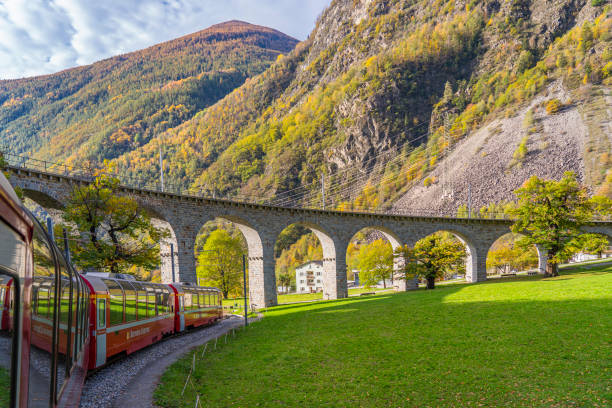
[3,149,609,222]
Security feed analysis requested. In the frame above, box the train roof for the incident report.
[81,274,172,294]
[171,282,221,293]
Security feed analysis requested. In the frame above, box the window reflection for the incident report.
[28,224,55,407]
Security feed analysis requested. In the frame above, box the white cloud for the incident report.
[0,0,331,80]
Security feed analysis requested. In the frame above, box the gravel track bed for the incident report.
[80,316,246,408]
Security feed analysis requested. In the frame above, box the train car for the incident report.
[80,274,175,369]
[0,171,90,408]
[169,283,222,332]
[0,170,225,406]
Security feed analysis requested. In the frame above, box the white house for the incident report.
[295,261,324,293]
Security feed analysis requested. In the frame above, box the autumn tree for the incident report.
[357,239,393,288]
[63,170,168,274]
[277,273,292,294]
[486,234,538,274]
[410,233,466,289]
[509,172,612,277]
[565,233,610,260]
[197,229,245,299]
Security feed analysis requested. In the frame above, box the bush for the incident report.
[424,177,434,187]
[509,136,529,168]
[591,0,605,6]
[545,99,562,115]
[522,109,534,129]
[516,50,535,74]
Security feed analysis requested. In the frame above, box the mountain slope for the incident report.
[112,0,612,212]
[0,21,298,165]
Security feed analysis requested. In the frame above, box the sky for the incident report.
[0,0,331,80]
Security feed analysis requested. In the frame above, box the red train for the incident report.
[0,173,223,407]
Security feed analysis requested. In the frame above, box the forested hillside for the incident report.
[110,0,611,213]
[2,1,611,280]
[0,21,298,165]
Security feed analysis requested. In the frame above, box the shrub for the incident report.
[509,136,529,168]
[522,109,534,129]
[424,177,434,187]
[545,98,562,115]
[516,50,535,74]
[603,61,612,78]
[591,0,605,6]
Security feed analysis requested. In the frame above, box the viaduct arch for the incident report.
[9,166,612,308]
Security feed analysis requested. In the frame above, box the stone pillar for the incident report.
[536,245,547,275]
[248,245,277,309]
[316,233,347,300]
[175,234,197,284]
[161,222,198,284]
[465,245,488,283]
[323,255,348,300]
[159,240,176,283]
[393,253,419,291]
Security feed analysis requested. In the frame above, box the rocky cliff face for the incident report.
[393,80,606,214]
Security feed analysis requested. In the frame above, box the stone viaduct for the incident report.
[8,166,612,308]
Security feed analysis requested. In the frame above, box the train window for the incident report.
[56,251,74,396]
[77,277,88,351]
[28,223,56,407]
[155,288,166,315]
[119,281,137,323]
[97,299,105,328]
[0,213,27,407]
[184,292,193,311]
[190,291,198,310]
[137,290,147,320]
[36,279,51,317]
[70,273,81,359]
[72,273,80,358]
[0,271,16,408]
[103,280,124,326]
[150,285,159,316]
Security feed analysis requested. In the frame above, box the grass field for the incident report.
[156,265,612,407]
[0,366,9,408]
[223,287,394,313]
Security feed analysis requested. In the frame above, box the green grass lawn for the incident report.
[157,265,612,407]
[223,287,394,313]
[0,366,9,408]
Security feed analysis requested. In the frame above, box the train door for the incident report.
[179,294,185,331]
[95,297,107,367]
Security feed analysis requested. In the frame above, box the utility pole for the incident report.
[159,145,165,192]
[170,243,176,283]
[242,254,248,327]
[321,174,325,210]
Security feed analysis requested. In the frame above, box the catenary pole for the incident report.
[170,243,176,283]
[242,254,248,327]
[159,146,165,192]
[321,174,325,210]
